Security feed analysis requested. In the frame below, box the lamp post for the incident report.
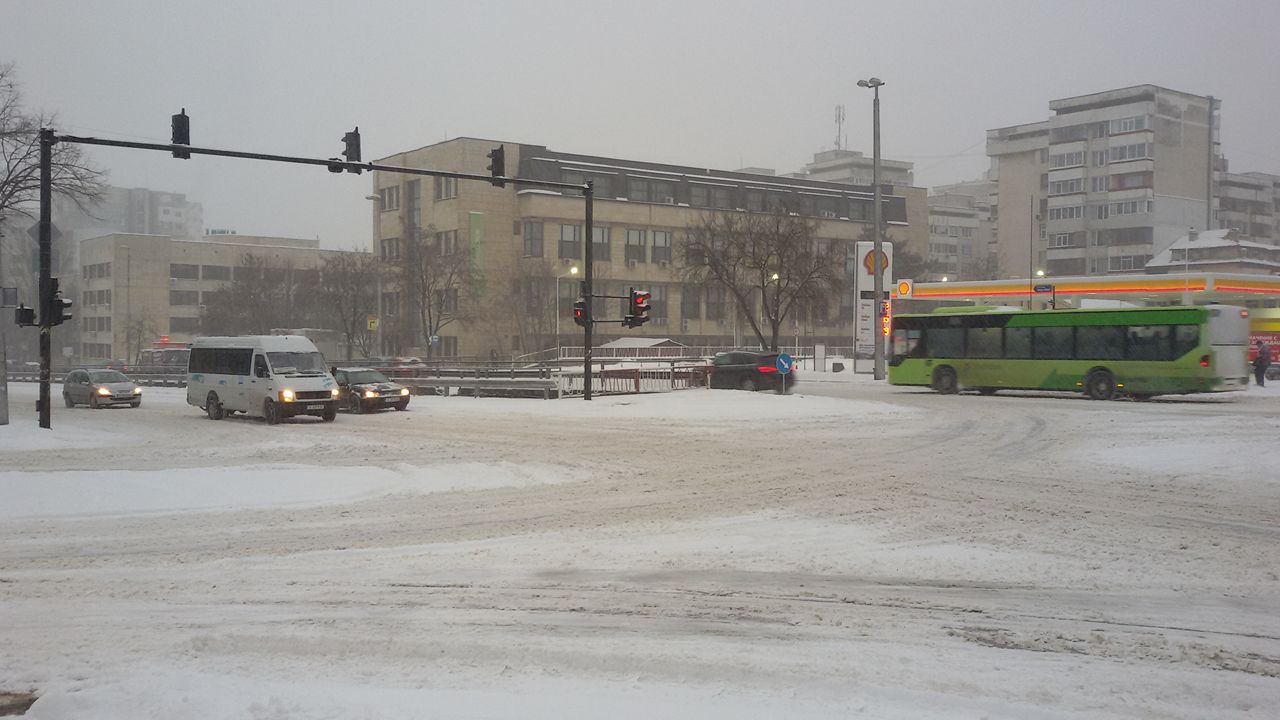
[857,76,886,380]
[555,265,579,357]
[365,194,383,357]
[121,244,130,363]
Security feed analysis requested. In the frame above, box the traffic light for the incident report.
[14,304,36,327]
[623,288,651,328]
[487,145,506,187]
[171,108,190,159]
[45,277,73,327]
[572,298,589,328]
[340,127,363,174]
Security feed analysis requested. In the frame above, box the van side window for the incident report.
[254,355,270,378]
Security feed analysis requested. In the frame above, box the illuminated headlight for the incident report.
[280,389,295,402]
[96,387,111,396]
[133,387,142,395]
[330,388,340,398]
[364,390,377,398]
[400,387,410,396]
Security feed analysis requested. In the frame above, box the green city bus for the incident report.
[888,304,1250,399]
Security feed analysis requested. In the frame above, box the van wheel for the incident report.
[1085,370,1116,401]
[322,404,336,422]
[206,392,225,420]
[63,393,74,408]
[264,399,280,425]
[931,366,958,394]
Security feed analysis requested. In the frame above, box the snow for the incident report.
[1,380,1278,719]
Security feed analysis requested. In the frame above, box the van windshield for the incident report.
[266,351,327,376]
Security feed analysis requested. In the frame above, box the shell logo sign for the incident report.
[862,249,890,276]
[896,279,913,298]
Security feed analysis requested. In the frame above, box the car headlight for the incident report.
[97,387,111,396]
[330,388,340,397]
[400,387,410,396]
[133,387,142,394]
[280,389,295,402]
[364,390,377,398]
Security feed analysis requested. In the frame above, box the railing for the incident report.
[556,364,711,396]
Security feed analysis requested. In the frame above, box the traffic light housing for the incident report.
[45,277,72,327]
[171,108,190,159]
[14,304,36,327]
[572,298,589,328]
[487,145,506,187]
[341,127,362,174]
[623,288,651,328]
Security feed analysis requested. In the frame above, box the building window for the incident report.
[170,317,200,333]
[1090,175,1110,193]
[1108,254,1150,271]
[681,284,701,320]
[381,237,401,261]
[433,176,456,200]
[561,170,611,198]
[1049,178,1084,195]
[627,178,649,202]
[705,286,727,321]
[559,224,581,259]
[625,229,647,263]
[1049,151,1084,169]
[1047,205,1083,221]
[652,181,675,203]
[523,222,544,257]
[746,191,765,212]
[651,230,672,263]
[379,185,401,211]
[1109,115,1150,134]
[169,290,199,306]
[649,285,668,322]
[169,263,199,280]
[1051,233,1074,248]
[1109,200,1152,216]
[436,287,459,313]
[1109,142,1152,163]
[435,229,459,255]
[201,265,231,281]
[592,226,611,261]
[690,184,709,207]
[382,291,400,316]
[1092,150,1108,167]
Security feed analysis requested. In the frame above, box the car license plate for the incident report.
[306,404,324,410]
[384,397,398,403]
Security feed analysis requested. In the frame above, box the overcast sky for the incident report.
[4,0,1278,249]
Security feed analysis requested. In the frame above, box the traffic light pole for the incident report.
[583,181,594,401]
[37,129,53,429]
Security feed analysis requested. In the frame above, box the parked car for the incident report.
[62,368,142,408]
[333,367,411,412]
[709,351,797,392]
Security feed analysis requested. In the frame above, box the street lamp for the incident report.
[555,265,579,356]
[1036,269,1045,278]
[857,76,887,380]
[121,244,130,363]
[365,194,383,357]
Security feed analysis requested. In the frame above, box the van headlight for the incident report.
[400,387,410,396]
[330,388,340,398]
[97,387,111,396]
[280,389,295,402]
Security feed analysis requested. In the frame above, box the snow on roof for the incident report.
[1148,228,1280,268]
[598,337,686,348]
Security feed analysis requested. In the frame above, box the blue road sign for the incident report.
[776,353,794,375]
[1034,284,1054,293]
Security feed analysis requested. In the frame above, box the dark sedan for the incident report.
[333,367,411,413]
[62,368,143,408]
[709,351,797,392]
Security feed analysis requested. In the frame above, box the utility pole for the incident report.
[1205,96,1215,233]
[583,181,594,400]
[37,129,53,429]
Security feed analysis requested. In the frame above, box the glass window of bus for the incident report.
[925,327,964,358]
[1172,325,1199,358]
[966,327,1002,358]
[1033,326,1073,359]
[1076,326,1125,360]
[1005,327,1032,358]
[892,329,921,359]
[1125,325,1170,361]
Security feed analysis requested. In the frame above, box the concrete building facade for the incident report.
[77,233,346,362]
[371,138,928,359]
[1218,171,1278,243]
[794,148,914,187]
[988,85,1220,281]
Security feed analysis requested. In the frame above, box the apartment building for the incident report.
[77,233,346,361]
[1146,228,1280,275]
[1218,171,1278,243]
[371,138,927,359]
[988,85,1219,279]
[794,148,915,187]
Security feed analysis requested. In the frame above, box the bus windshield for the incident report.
[267,351,328,376]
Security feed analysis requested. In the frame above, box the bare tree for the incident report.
[397,226,478,359]
[123,313,160,365]
[315,250,378,360]
[681,208,846,351]
[482,259,557,358]
[0,63,105,225]
[200,254,319,335]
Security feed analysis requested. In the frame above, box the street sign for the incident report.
[1034,284,1054,293]
[366,314,378,331]
[429,335,441,346]
[776,353,794,375]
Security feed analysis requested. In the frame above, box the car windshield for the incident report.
[266,351,327,376]
[346,370,390,384]
[88,370,129,383]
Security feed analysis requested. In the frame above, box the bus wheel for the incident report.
[1085,370,1116,401]
[931,366,958,394]
[264,399,281,425]
[206,392,225,420]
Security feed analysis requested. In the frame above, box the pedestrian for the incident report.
[1255,340,1272,387]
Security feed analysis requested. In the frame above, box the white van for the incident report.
[186,335,339,424]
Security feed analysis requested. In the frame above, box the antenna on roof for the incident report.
[834,105,846,150]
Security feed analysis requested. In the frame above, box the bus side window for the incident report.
[1172,325,1199,358]
[1125,325,1170,361]
[892,329,921,359]
[1004,327,1032,359]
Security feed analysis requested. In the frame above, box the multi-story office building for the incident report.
[371,138,927,359]
[988,85,1220,279]
[77,233,348,361]
[926,192,994,281]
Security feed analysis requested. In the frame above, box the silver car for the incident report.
[62,369,143,408]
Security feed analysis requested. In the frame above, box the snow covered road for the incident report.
[1,380,1278,718]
